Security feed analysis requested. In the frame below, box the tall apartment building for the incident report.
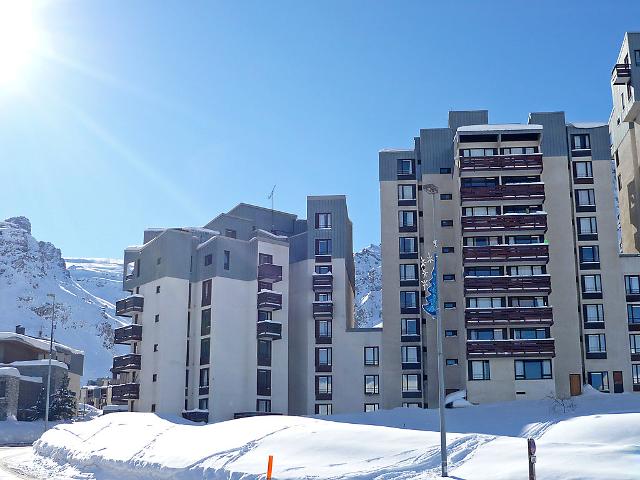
[379,110,640,407]
[610,32,640,253]
[111,196,383,422]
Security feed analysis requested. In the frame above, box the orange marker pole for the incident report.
[267,455,274,479]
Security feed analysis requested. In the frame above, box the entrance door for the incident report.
[613,371,624,393]
[570,374,582,396]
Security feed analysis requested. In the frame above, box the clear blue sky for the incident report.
[1,1,638,259]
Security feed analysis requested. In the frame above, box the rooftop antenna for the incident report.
[268,184,276,233]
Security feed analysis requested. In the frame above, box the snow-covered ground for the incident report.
[6,390,640,479]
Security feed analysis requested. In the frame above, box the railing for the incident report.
[112,353,142,372]
[312,274,333,291]
[313,301,334,318]
[463,244,549,263]
[460,184,545,202]
[612,63,632,85]
[113,324,142,344]
[461,214,547,232]
[464,275,551,293]
[115,295,144,316]
[467,339,555,357]
[465,306,553,326]
[257,291,282,311]
[257,320,282,340]
[459,154,543,172]
[258,263,283,283]
[111,382,139,401]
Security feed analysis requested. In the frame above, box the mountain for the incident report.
[354,244,382,328]
[0,217,126,381]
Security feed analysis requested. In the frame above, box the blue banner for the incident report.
[422,254,438,316]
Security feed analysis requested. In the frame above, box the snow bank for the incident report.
[0,366,20,378]
[0,420,61,445]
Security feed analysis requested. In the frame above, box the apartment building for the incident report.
[379,110,640,407]
[112,196,383,422]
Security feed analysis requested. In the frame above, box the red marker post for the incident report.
[267,455,274,479]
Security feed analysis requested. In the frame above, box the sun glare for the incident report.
[0,0,40,87]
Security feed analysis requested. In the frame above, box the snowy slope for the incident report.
[10,390,640,479]
[0,217,127,381]
[354,244,382,328]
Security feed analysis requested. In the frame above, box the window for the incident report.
[442,246,454,253]
[156,257,162,265]
[586,334,606,353]
[315,265,332,274]
[581,275,602,294]
[443,274,455,281]
[635,50,640,66]
[156,285,160,294]
[259,253,273,265]
[584,304,604,324]
[440,167,452,174]
[315,292,332,302]
[401,346,420,364]
[400,291,418,309]
[464,266,503,277]
[201,309,211,336]
[201,279,212,307]
[316,213,332,229]
[579,246,600,264]
[462,206,498,216]
[468,360,490,380]
[204,254,212,266]
[630,334,640,354]
[258,310,272,321]
[200,338,210,365]
[155,314,160,323]
[316,376,332,394]
[315,239,332,255]
[507,265,545,277]
[633,365,640,386]
[402,402,421,408]
[257,399,271,413]
[199,368,209,387]
[445,330,457,337]
[257,369,271,396]
[440,194,452,200]
[460,148,497,157]
[397,159,414,175]
[577,217,598,235]
[151,404,156,412]
[587,371,609,392]
[225,229,236,238]
[500,146,538,155]
[398,211,417,228]
[364,403,379,412]
[571,134,591,150]
[223,250,230,270]
[257,339,272,366]
[317,319,332,339]
[364,347,379,366]
[512,328,549,339]
[398,185,416,200]
[316,347,332,367]
[444,302,456,309]
[625,275,640,295]
[446,359,458,366]
[467,297,504,308]
[315,403,332,415]
[468,328,505,340]
[152,373,157,382]
[402,374,420,392]
[464,236,501,246]
[505,234,544,245]
[628,305,640,324]
[574,161,593,178]
[514,360,552,380]
[153,344,158,352]
[399,237,417,254]
[364,375,380,394]
[401,318,419,336]
[575,189,596,207]
[501,175,539,185]
[441,220,453,227]
[502,205,542,214]
[400,264,419,281]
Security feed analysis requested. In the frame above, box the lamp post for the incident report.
[45,293,56,432]
[421,184,448,477]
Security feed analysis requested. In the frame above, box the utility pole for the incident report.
[45,293,56,432]
[421,184,448,477]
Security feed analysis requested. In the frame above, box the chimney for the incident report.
[15,325,25,335]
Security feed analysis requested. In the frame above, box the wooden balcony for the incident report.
[312,273,333,291]
[113,324,142,345]
[115,295,144,317]
[112,354,142,373]
[465,306,553,326]
[467,338,555,357]
[313,301,334,319]
[111,382,139,402]
[257,320,282,340]
[461,214,547,233]
[257,291,282,311]
[459,154,543,172]
[460,184,545,202]
[258,263,283,283]
[463,244,548,263]
[464,275,551,294]
[612,63,631,85]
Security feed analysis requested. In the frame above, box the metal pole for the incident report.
[45,293,56,431]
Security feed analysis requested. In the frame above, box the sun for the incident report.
[0,0,40,87]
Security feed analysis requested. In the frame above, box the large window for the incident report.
[628,305,640,324]
[201,279,212,307]
[316,347,332,367]
[259,253,273,265]
[468,328,505,340]
[398,210,417,228]
[400,264,419,281]
[574,161,593,178]
[587,371,609,392]
[364,375,380,394]
[501,146,537,155]
[505,235,544,245]
[400,291,418,309]
[461,177,498,188]
[575,189,596,207]
[468,360,490,381]
[316,376,332,394]
[398,185,416,201]
[509,296,547,307]
[399,237,417,255]
[630,335,640,355]
[315,213,332,229]
[397,159,413,175]
[315,239,332,255]
[317,319,332,339]
[257,399,271,413]
[581,275,602,294]
[257,339,272,366]
[401,346,420,364]
[258,310,272,322]
[199,368,209,388]
[462,206,498,216]
[315,404,332,415]
[463,236,501,246]
[585,334,607,353]
[584,304,604,323]
[464,266,503,277]
[571,134,591,150]
[402,374,420,392]
[460,148,497,157]
[257,369,271,396]
[577,217,598,235]
[507,265,545,277]
[364,346,379,366]
[199,338,210,365]
[579,246,600,264]
[514,359,552,380]
[625,275,640,295]
[201,309,211,336]
[467,297,504,308]
[633,365,640,386]
[401,318,419,336]
[364,403,379,412]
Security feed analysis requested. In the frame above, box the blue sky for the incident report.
[1,1,639,259]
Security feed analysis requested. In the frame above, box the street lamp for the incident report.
[45,293,56,432]
[421,183,448,477]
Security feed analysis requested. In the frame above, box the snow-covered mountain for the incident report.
[0,217,126,381]
[354,244,382,328]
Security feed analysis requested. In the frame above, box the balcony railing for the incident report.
[465,306,553,326]
[464,275,551,294]
[460,183,545,202]
[258,263,283,283]
[115,295,144,317]
[112,353,142,372]
[461,214,547,233]
[312,273,333,291]
[463,244,549,263]
[313,301,334,318]
[257,320,282,340]
[612,63,631,85]
[467,339,555,357]
[111,382,139,402]
[113,324,142,345]
[459,154,543,172]
[257,291,282,311]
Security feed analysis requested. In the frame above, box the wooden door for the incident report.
[613,371,624,393]
[570,374,582,396]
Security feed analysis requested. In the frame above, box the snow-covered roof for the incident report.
[0,332,84,355]
[20,375,43,383]
[567,122,607,129]
[0,366,20,378]
[458,124,543,132]
[4,359,69,370]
